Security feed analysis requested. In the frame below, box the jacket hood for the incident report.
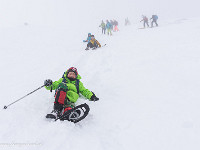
[64,71,82,80]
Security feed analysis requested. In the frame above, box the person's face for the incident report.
[67,72,76,79]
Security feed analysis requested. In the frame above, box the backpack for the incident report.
[143,16,148,21]
[153,15,158,20]
[106,22,112,29]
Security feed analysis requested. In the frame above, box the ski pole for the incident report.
[3,85,45,109]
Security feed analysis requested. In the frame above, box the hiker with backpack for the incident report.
[150,15,158,27]
[113,20,119,32]
[44,67,99,119]
[140,15,149,28]
[99,20,106,34]
[85,35,101,50]
[106,20,112,36]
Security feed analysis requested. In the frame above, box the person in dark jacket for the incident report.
[150,15,158,27]
[110,20,114,31]
[113,20,119,32]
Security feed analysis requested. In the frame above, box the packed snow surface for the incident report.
[0,1,200,150]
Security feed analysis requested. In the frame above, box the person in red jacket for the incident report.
[140,15,149,28]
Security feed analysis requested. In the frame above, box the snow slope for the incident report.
[0,1,200,150]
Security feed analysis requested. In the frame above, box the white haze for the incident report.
[0,1,200,150]
[0,0,200,28]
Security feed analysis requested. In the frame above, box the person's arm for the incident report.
[45,78,63,90]
[79,81,99,101]
[83,37,89,42]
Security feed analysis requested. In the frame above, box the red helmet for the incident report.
[66,67,78,76]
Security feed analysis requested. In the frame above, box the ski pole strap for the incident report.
[75,79,79,94]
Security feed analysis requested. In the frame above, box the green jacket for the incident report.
[45,72,93,103]
[100,22,106,29]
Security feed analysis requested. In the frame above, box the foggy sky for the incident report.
[0,0,199,27]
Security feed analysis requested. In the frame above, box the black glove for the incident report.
[44,79,52,86]
[90,93,99,101]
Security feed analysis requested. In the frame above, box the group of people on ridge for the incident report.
[99,20,119,35]
[82,19,120,50]
[140,15,158,28]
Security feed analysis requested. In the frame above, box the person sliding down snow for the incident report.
[83,33,92,43]
[44,67,99,119]
[85,35,101,50]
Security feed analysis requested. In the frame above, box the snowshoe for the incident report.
[56,103,90,123]
[85,47,89,50]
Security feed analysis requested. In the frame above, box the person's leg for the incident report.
[85,43,90,50]
[63,99,75,113]
[155,20,158,26]
[87,42,93,48]
[46,89,66,119]
[53,102,63,113]
[94,42,98,48]
[54,88,67,112]
[147,21,149,27]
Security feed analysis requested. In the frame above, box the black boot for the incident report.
[46,109,61,119]
[46,103,63,119]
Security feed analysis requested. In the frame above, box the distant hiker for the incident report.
[99,20,106,34]
[140,15,149,28]
[44,67,99,119]
[125,17,130,26]
[110,20,114,31]
[85,35,101,50]
[83,33,92,43]
[106,20,112,36]
[150,15,158,27]
[113,20,119,32]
